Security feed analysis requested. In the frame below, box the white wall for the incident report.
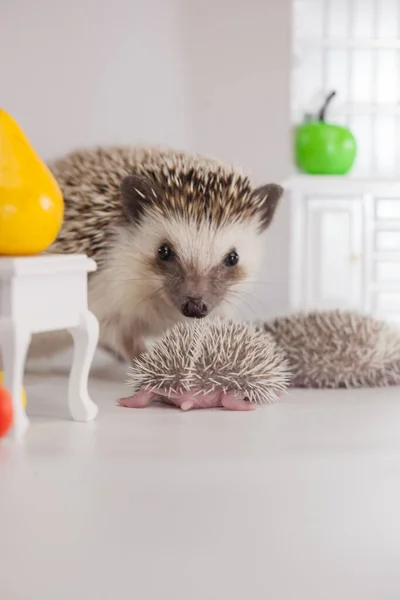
[1,0,189,157]
[1,0,291,318]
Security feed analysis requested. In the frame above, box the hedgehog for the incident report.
[119,311,400,412]
[263,310,400,388]
[25,146,283,363]
[119,318,291,411]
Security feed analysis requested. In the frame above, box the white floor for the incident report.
[1,350,400,600]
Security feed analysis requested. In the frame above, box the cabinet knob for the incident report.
[349,254,361,262]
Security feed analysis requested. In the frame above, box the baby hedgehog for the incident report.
[120,318,291,411]
[264,310,400,388]
[34,146,283,362]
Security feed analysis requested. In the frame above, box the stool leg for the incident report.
[68,311,99,421]
[0,321,31,439]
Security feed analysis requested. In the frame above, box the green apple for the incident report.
[295,91,357,175]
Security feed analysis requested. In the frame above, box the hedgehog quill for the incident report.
[29,146,283,362]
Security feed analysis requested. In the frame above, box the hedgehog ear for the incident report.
[253,183,284,230]
[121,175,160,223]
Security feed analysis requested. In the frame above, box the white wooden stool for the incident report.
[0,254,99,439]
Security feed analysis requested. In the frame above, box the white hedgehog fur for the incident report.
[89,212,265,347]
[264,310,400,388]
[127,318,291,404]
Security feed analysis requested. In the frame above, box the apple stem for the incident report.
[318,90,337,122]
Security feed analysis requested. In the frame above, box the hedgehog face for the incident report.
[126,212,267,320]
[152,224,250,318]
[120,172,283,319]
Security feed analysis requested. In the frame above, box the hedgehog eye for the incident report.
[158,244,174,262]
[224,251,239,267]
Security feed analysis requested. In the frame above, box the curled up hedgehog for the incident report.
[119,311,400,411]
[25,146,283,364]
[119,318,291,411]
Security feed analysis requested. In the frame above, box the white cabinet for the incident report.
[287,176,400,323]
[304,197,363,310]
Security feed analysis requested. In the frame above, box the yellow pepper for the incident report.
[0,109,64,255]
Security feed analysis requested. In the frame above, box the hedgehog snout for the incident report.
[181,297,208,319]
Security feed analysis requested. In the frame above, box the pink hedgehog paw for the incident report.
[118,389,154,408]
[117,388,258,412]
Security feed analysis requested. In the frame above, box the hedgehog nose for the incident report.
[182,297,208,319]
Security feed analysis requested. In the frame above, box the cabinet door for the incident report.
[305,197,363,311]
